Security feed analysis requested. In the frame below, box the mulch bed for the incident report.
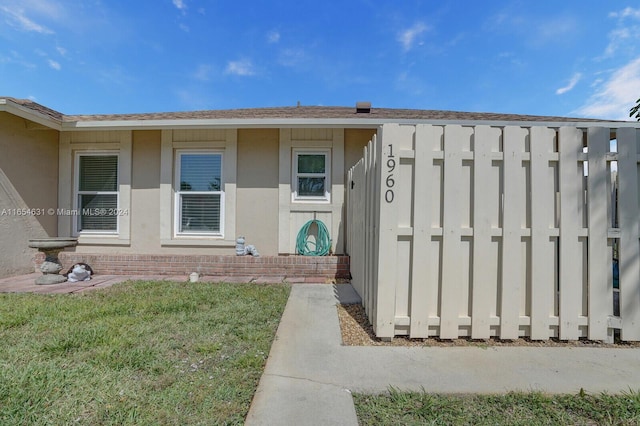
[337,303,640,348]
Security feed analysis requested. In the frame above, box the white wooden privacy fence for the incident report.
[346,123,640,342]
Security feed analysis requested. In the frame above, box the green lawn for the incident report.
[354,388,640,425]
[0,280,290,425]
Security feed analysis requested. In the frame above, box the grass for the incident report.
[0,280,290,425]
[353,387,640,425]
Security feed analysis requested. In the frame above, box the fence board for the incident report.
[364,137,377,327]
[348,158,365,298]
[558,127,583,340]
[587,127,612,341]
[617,127,640,341]
[471,126,500,339]
[500,126,527,339]
[440,125,466,338]
[375,126,400,339]
[409,125,436,337]
[529,126,557,339]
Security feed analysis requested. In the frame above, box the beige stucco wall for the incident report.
[62,126,376,258]
[130,130,161,252]
[70,130,236,254]
[0,112,59,277]
[0,117,380,273]
[236,129,279,255]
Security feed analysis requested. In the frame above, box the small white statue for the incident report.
[66,263,93,282]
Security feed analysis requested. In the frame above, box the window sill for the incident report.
[292,198,331,204]
[77,235,131,246]
[161,238,235,247]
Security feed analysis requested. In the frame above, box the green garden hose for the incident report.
[296,219,331,256]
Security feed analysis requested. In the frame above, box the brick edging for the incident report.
[34,253,351,279]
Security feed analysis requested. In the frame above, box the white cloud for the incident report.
[225,59,255,76]
[576,57,640,120]
[398,22,429,51]
[603,7,640,58]
[604,27,633,57]
[267,30,280,44]
[0,5,54,34]
[556,73,582,95]
[47,59,60,70]
[173,0,187,12]
[609,7,640,20]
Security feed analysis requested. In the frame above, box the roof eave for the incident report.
[0,98,62,130]
[60,117,638,131]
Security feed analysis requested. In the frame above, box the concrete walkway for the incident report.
[246,284,640,426]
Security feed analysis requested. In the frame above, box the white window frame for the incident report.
[174,150,225,238]
[73,151,120,236]
[292,149,331,203]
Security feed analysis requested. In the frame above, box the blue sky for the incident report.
[1,1,639,120]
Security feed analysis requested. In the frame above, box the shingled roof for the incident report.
[0,96,616,125]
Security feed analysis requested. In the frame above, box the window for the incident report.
[293,150,331,202]
[75,153,119,233]
[175,151,224,236]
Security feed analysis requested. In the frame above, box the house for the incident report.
[0,97,613,281]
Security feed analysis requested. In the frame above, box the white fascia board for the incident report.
[60,116,640,131]
[0,99,62,130]
[62,118,383,130]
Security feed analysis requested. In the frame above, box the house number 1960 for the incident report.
[385,144,395,203]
